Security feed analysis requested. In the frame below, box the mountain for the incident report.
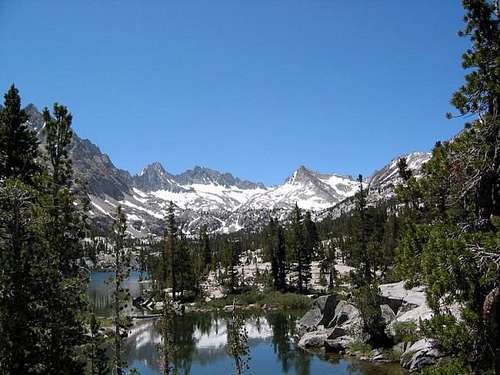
[133,162,187,193]
[24,104,430,237]
[237,166,358,212]
[367,152,431,202]
[176,166,265,190]
[71,137,133,200]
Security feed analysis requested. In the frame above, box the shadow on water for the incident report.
[89,272,406,375]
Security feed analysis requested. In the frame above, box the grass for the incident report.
[348,340,373,356]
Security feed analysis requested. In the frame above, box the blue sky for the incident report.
[1,1,467,185]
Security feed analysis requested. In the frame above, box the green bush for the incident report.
[348,340,372,356]
[393,321,422,343]
[418,358,472,375]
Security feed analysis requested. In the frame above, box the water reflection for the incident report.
[89,273,406,375]
[88,271,147,316]
[126,311,308,375]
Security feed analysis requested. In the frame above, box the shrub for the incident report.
[419,358,472,375]
[348,340,372,356]
[393,321,422,343]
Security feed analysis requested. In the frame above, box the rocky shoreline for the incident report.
[295,282,454,373]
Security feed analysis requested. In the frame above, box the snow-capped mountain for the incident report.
[25,105,430,237]
[237,166,358,212]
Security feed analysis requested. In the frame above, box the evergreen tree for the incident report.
[226,303,250,375]
[290,204,310,294]
[351,174,372,286]
[87,313,109,375]
[0,179,55,373]
[222,240,241,294]
[303,211,318,290]
[176,230,193,301]
[109,206,132,375]
[446,0,500,223]
[397,157,413,182]
[163,201,178,301]
[0,84,39,183]
[43,103,85,274]
[156,292,175,375]
[275,220,287,291]
[200,224,212,267]
[41,103,88,374]
[321,239,337,291]
[267,218,287,291]
[191,243,205,298]
[0,92,87,374]
[380,211,399,277]
[393,2,500,372]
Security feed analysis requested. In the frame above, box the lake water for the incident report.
[88,272,406,375]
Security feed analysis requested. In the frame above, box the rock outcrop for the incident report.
[400,339,443,372]
[297,281,452,372]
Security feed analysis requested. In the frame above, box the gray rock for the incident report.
[370,348,387,362]
[324,335,354,353]
[297,307,323,332]
[329,326,348,340]
[328,300,363,337]
[397,302,420,315]
[317,295,338,327]
[380,304,396,325]
[298,328,334,348]
[314,295,329,311]
[400,339,442,372]
[379,295,403,315]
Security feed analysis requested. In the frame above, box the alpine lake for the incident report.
[88,272,406,375]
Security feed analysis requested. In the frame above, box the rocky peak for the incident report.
[367,152,431,201]
[286,165,318,185]
[176,166,265,189]
[140,161,167,177]
[133,162,187,193]
[24,104,44,133]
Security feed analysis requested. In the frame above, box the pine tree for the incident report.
[393,3,500,372]
[176,230,193,301]
[276,222,287,291]
[322,239,337,291]
[43,103,84,275]
[352,174,372,286]
[0,93,88,374]
[269,218,287,292]
[41,102,87,374]
[303,211,318,290]
[200,224,212,267]
[0,179,51,373]
[87,313,109,375]
[110,206,132,375]
[163,201,178,301]
[0,84,39,183]
[191,243,205,297]
[156,292,175,375]
[226,303,250,375]
[446,0,500,223]
[222,240,241,294]
[290,204,310,294]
